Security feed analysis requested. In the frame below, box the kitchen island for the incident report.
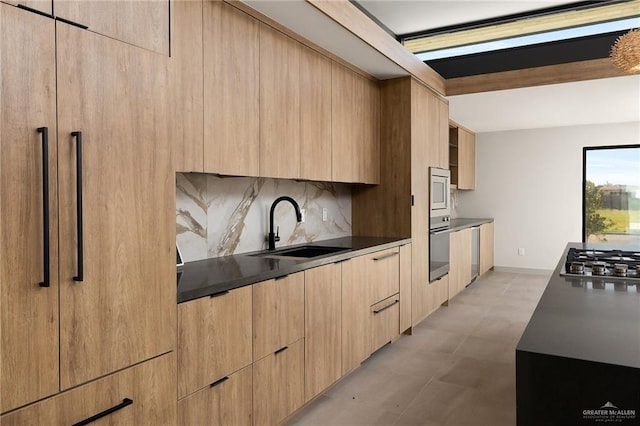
[516,242,640,425]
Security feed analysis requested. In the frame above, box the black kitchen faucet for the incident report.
[268,196,302,250]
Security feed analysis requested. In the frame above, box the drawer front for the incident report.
[368,248,400,305]
[371,295,400,354]
[253,272,304,361]
[2,353,176,425]
[178,365,252,426]
[178,286,252,398]
[253,338,304,426]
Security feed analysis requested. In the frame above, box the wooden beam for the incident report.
[446,58,629,95]
[404,0,640,54]
[307,0,446,95]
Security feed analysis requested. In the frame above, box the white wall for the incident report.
[455,122,640,271]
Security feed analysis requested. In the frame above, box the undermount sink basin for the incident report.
[252,245,349,259]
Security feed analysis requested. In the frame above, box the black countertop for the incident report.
[517,242,640,368]
[177,236,411,303]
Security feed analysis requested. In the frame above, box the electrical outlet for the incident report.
[518,248,525,256]
[322,208,328,222]
[300,209,306,223]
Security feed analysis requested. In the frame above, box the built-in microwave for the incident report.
[429,167,451,231]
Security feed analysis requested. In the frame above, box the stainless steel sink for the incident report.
[251,245,349,259]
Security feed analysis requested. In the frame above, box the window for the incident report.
[583,145,640,244]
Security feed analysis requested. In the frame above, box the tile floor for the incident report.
[286,270,550,426]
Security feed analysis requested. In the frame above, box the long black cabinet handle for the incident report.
[274,346,288,355]
[373,299,399,314]
[373,252,399,261]
[38,127,50,288]
[71,398,133,426]
[72,131,84,282]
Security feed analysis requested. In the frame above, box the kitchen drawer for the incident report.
[178,286,252,399]
[253,272,304,361]
[253,338,305,426]
[178,364,252,426]
[367,248,400,305]
[371,294,400,354]
[2,352,176,425]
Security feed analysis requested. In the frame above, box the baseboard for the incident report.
[492,266,553,275]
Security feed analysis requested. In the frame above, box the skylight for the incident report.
[416,17,640,61]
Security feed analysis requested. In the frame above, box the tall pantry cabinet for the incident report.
[1,3,175,417]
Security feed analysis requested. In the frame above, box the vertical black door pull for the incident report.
[71,398,133,426]
[72,131,84,282]
[38,127,50,288]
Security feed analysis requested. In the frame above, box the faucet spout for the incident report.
[268,196,302,250]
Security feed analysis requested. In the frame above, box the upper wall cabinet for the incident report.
[259,24,301,179]
[54,0,169,55]
[449,124,476,190]
[203,1,260,177]
[332,62,380,184]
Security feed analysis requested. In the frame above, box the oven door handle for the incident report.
[431,229,451,235]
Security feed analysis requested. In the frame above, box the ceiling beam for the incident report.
[446,58,628,95]
[404,0,640,54]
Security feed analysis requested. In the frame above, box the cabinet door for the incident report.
[480,222,495,275]
[305,264,342,401]
[399,244,412,333]
[178,365,252,426]
[458,128,476,190]
[437,98,450,169]
[300,46,332,181]
[260,24,301,179]
[2,352,176,425]
[341,257,371,374]
[331,62,357,183]
[54,0,169,55]
[203,1,259,176]
[368,248,400,305]
[371,295,400,354]
[57,23,175,390]
[253,339,305,426]
[450,228,472,298]
[0,5,58,413]
[253,273,305,361]
[358,77,381,184]
[178,287,253,399]
[171,0,204,172]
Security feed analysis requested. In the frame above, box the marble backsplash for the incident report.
[176,173,352,262]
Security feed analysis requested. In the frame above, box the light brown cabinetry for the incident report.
[399,243,413,333]
[368,248,401,305]
[480,222,495,275]
[178,365,253,426]
[253,338,305,426]
[436,98,450,169]
[171,0,204,172]
[203,0,260,176]
[177,286,253,399]
[260,23,301,179]
[371,295,400,353]
[1,5,58,411]
[341,257,371,374]
[300,45,332,181]
[332,62,380,184]
[449,228,473,299]
[450,125,476,190]
[253,273,305,361]
[305,264,342,401]
[2,353,177,425]
[2,7,175,412]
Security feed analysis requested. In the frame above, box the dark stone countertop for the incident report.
[432,218,493,234]
[516,242,640,368]
[177,236,411,304]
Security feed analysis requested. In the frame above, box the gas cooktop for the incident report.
[561,247,640,282]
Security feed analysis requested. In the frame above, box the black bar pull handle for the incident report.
[274,346,288,355]
[71,398,133,426]
[373,252,399,261]
[373,299,399,314]
[38,127,50,288]
[72,131,84,282]
[210,376,229,388]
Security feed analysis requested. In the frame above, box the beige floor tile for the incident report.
[453,335,517,364]
[393,380,471,426]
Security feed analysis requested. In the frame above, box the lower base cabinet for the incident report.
[178,365,253,426]
[253,338,305,426]
[371,294,400,353]
[1,352,176,425]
